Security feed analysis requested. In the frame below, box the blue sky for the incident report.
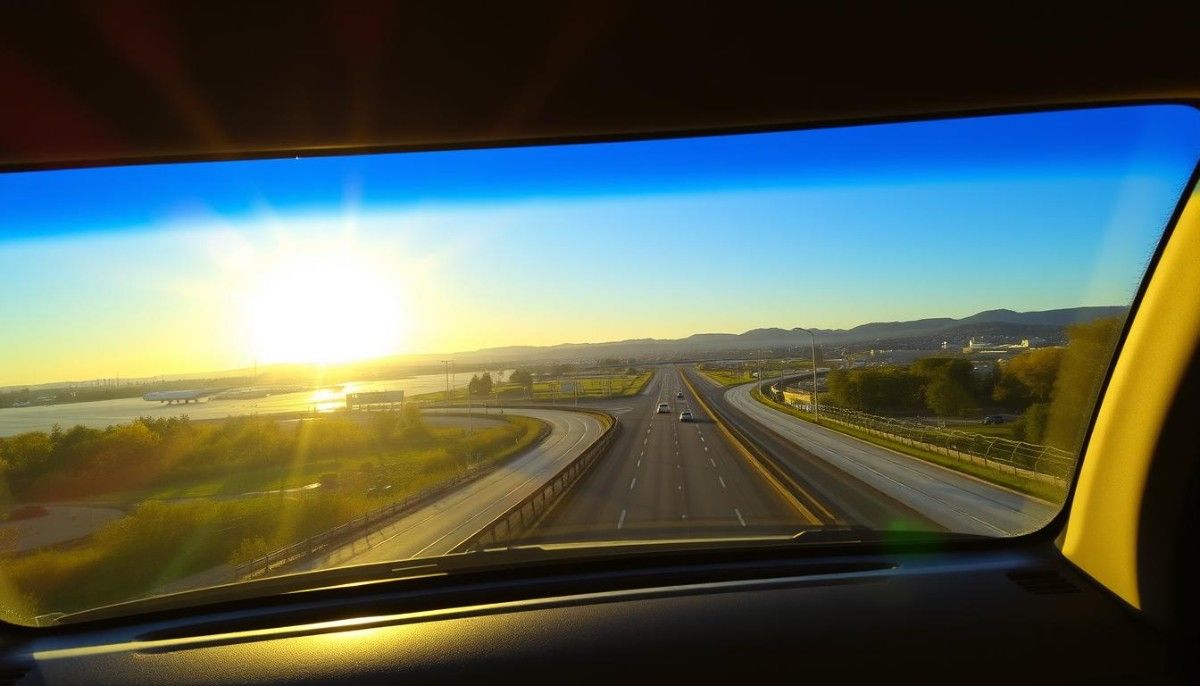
[1,104,1198,384]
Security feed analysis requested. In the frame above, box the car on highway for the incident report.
[676,391,684,399]
[982,414,1008,425]
[679,410,693,422]
[656,402,671,413]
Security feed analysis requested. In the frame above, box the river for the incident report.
[0,370,513,436]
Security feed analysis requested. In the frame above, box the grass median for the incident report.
[697,364,811,388]
[748,384,1065,503]
[414,371,653,403]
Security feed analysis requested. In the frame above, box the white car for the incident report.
[676,391,684,399]
[679,410,693,422]
[657,402,671,413]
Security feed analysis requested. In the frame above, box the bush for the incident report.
[1017,403,1050,443]
[229,536,271,565]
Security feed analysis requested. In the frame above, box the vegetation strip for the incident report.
[748,385,1064,502]
[233,412,552,580]
[0,409,545,621]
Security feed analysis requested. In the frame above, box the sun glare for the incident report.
[246,246,407,365]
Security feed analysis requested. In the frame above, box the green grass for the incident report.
[80,424,487,506]
[749,385,1065,503]
[0,415,546,623]
[698,369,757,386]
[697,364,811,388]
[413,371,653,403]
[965,424,1019,439]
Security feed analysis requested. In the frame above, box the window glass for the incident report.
[2,104,1198,625]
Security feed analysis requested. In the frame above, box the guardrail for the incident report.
[683,370,835,525]
[455,410,618,551]
[759,383,1075,486]
[232,417,551,581]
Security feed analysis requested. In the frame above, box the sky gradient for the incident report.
[2,105,1199,385]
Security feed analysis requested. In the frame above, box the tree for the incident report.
[1013,402,1050,443]
[910,358,976,417]
[509,370,534,398]
[370,411,403,442]
[1003,347,1064,402]
[925,375,977,417]
[1044,317,1123,452]
[991,368,1031,408]
[477,372,493,397]
[826,369,858,408]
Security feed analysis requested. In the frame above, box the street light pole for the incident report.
[440,360,451,405]
[794,327,820,423]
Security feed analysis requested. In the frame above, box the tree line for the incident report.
[825,317,1122,451]
[0,406,435,501]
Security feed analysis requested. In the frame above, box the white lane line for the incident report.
[710,458,716,467]
[637,459,641,468]
[617,509,627,529]
[719,476,727,489]
[677,485,683,491]
[630,478,637,490]
[640,450,644,457]
[703,445,708,452]
[734,508,746,527]
[676,463,681,469]
[699,435,704,442]
[643,438,648,445]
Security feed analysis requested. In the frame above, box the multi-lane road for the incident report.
[721,378,1058,535]
[533,366,804,540]
[274,362,1057,580]
[287,407,605,571]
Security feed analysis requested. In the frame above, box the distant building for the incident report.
[962,337,1031,354]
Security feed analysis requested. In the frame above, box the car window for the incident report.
[1,104,1198,626]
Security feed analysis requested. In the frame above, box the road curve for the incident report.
[723,380,1059,536]
[287,407,607,571]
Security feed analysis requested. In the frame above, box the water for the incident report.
[0,370,513,436]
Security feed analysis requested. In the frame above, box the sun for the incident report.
[246,246,407,365]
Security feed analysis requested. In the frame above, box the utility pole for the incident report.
[778,358,784,401]
[440,360,450,404]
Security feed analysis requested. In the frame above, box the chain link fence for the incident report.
[765,384,1075,486]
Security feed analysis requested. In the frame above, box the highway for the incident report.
[286,407,605,571]
[721,378,1059,535]
[531,366,808,541]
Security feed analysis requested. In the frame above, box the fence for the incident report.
[231,418,552,581]
[455,410,619,551]
[762,383,1076,486]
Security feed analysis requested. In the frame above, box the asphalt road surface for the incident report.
[722,379,1059,536]
[532,366,805,541]
[287,407,606,571]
